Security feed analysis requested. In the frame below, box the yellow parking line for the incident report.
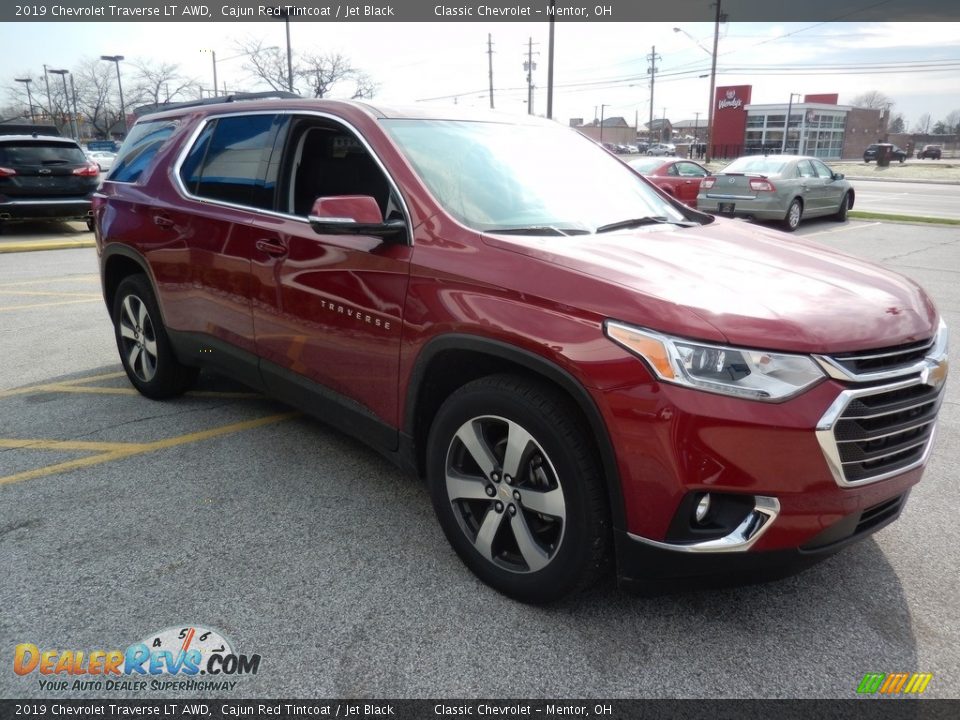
[0,274,99,288]
[0,298,101,312]
[0,372,127,398]
[0,412,299,486]
[56,371,128,386]
[0,438,140,452]
[0,289,101,298]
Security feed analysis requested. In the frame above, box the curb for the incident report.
[0,239,96,254]
[843,176,960,186]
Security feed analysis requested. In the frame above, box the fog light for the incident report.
[694,494,711,524]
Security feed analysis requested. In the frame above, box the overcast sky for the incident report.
[4,20,960,129]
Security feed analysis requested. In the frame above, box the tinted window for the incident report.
[0,141,87,166]
[797,160,816,178]
[109,120,178,183]
[182,115,276,209]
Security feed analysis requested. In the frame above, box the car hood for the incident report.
[483,220,938,354]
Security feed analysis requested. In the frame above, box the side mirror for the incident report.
[832,172,844,181]
[308,195,407,243]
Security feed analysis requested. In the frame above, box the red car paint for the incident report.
[95,99,946,593]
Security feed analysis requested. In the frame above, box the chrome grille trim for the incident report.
[816,376,944,487]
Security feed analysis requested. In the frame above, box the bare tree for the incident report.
[914,113,932,134]
[130,60,198,107]
[301,52,358,98]
[236,38,298,92]
[72,57,127,138]
[851,90,894,110]
[235,37,376,99]
[944,109,960,134]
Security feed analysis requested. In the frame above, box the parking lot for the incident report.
[1,217,958,699]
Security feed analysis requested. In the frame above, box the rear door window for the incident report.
[178,114,278,210]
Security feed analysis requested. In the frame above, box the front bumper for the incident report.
[615,490,909,593]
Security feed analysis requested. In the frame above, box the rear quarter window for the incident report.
[108,120,179,183]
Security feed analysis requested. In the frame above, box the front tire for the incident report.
[427,374,610,604]
[112,274,197,399]
[834,192,851,222]
[782,198,803,232]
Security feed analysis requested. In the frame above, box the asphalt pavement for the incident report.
[1,217,958,700]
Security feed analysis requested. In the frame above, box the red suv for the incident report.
[94,98,948,603]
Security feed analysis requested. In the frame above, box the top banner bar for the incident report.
[6,0,960,22]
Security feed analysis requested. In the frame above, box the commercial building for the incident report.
[709,85,888,160]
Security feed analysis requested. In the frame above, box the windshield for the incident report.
[382,119,690,233]
[722,156,789,176]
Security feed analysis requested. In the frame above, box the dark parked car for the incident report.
[917,145,942,160]
[696,154,854,231]
[863,143,906,163]
[94,99,947,603]
[0,134,99,231]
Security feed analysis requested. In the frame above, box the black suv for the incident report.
[863,143,906,163]
[0,134,100,230]
[917,145,942,160]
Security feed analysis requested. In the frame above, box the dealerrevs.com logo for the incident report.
[13,625,261,692]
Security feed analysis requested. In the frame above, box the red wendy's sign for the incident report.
[711,85,752,157]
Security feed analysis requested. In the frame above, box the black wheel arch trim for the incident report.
[404,333,627,532]
[100,243,159,316]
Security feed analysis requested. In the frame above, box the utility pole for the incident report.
[646,46,661,142]
[42,65,53,121]
[546,0,555,118]
[706,0,722,162]
[524,38,538,115]
[487,34,495,109]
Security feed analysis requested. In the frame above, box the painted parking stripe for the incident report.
[0,274,99,287]
[0,289,101,298]
[0,412,299,486]
[805,221,881,238]
[0,298,101,312]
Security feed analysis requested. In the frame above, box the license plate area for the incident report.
[718,202,736,214]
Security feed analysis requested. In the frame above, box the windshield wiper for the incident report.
[595,216,697,233]
[486,225,589,237]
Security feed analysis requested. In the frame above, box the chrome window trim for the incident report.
[170,109,415,246]
[628,496,779,553]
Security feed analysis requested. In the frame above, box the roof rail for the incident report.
[133,91,302,118]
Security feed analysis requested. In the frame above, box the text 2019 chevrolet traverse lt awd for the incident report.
[93,98,948,603]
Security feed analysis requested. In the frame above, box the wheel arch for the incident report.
[403,334,627,532]
[101,244,155,316]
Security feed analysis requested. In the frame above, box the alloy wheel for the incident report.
[118,294,158,382]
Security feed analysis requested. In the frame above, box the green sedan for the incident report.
[696,154,855,232]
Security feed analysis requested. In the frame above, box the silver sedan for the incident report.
[696,154,854,231]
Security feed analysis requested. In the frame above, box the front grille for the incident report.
[830,382,943,484]
[828,337,934,377]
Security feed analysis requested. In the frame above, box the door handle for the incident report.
[255,238,288,258]
[153,214,175,229]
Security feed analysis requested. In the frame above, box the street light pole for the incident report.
[201,49,218,98]
[674,13,721,162]
[14,78,35,122]
[781,92,802,154]
[599,104,610,145]
[48,69,73,138]
[100,55,127,136]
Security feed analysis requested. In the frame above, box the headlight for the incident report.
[605,321,825,401]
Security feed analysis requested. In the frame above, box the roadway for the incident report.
[846,180,959,220]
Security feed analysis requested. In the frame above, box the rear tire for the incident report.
[782,198,803,232]
[426,374,611,604]
[112,274,198,399]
